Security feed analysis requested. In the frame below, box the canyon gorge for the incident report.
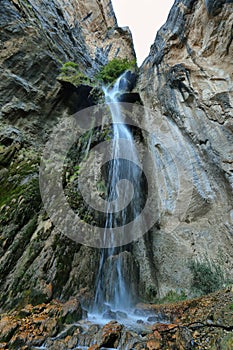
[0,0,233,348]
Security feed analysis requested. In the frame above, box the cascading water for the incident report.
[92,72,142,316]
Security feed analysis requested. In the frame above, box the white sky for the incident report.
[112,0,175,65]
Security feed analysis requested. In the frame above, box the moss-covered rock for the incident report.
[57,61,92,87]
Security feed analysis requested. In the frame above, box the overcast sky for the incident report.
[112,0,175,65]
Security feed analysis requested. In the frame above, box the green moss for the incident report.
[0,178,40,227]
[60,61,79,72]
[69,165,80,183]
[0,150,39,212]
[58,61,91,87]
[95,58,137,84]
[19,288,48,307]
[51,235,78,296]
[96,179,107,196]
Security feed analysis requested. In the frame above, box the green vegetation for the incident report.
[190,258,225,296]
[95,58,137,84]
[60,61,79,73]
[158,290,187,304]
[96,179,107,196]
[58,61,91,87]
[20,288,48,307]
[58,58,137,88]
[151,290,187,305]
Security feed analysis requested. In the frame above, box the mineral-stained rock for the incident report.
[0,299,84,348]
[98,321,122,348]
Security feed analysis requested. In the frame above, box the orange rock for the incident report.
[152,323,177,332]
[147,339,161,350]
[153,330,162,340]
[0,316,19,343]
[100,321,122,348]
[88,345,100,350]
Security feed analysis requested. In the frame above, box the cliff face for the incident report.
[1,0,134,134]
[136,0,233,296]
[0,0,135,311]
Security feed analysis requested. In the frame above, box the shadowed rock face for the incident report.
[137,0,233,297]
[205,0,233,16]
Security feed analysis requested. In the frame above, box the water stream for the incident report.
[91,72,142,319]
[35,74,167,350]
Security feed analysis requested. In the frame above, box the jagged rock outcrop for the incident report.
[136,0,233,297]
[74,0,135,64]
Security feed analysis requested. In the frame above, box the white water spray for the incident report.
[93,72,142,314]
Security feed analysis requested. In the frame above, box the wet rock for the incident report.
[88,345,100,350]
[1,289,233,349]
[134,308,154,317]
[78,324,100,348]
[46,339,68,349]
[98,321,122,348]
[103,310,117,320]
[137,319,144,324]
[1,98,38,119]
[118,70,137,91]
[61,298,83,324]
[103,251,139,306]
[147,316,159,323]
[119,92,142,104]
[116,311,128,319]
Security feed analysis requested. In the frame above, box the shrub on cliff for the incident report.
[190,258,225,296]
[96,58,137,84]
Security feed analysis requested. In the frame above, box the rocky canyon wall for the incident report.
[0,0,232,311]
[0,0,135,310]
[135,0,233,297]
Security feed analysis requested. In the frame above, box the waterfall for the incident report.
[92,72,142,314]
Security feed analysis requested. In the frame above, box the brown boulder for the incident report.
[61,298,83,324]
[147,340,161,350]
[99,321,122,348]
